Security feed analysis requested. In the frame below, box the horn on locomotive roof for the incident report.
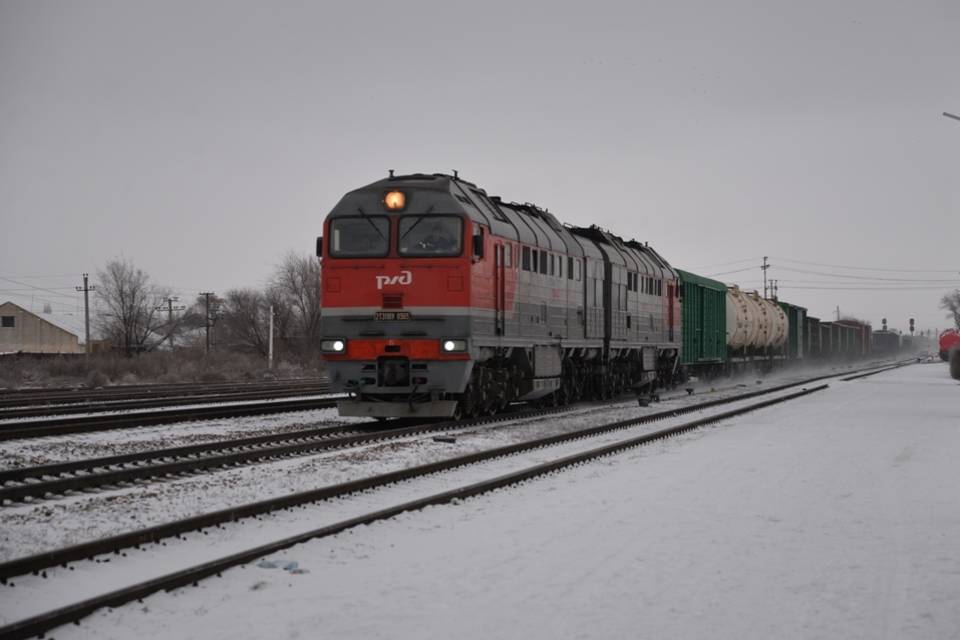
[389,169,394,178]
[453,169,459,179]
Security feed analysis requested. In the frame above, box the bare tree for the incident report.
[941,289,960,331]
[270,252,321,353]
[217,288,273,355]
[96,258,169,354]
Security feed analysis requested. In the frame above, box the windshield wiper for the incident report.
[399,207,436,243]
[354,208,386,243]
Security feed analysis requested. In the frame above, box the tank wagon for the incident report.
[318,173,680,419]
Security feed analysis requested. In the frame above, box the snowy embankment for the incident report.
[35,360,960,640]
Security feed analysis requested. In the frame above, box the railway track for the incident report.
[0,362,902,503]
[0,394,347,442]
[0,378,328,409]
[0,376,838,640]
[0,384,333,420]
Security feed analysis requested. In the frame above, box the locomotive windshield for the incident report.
[329,216,390,257]
[398,215,463,256]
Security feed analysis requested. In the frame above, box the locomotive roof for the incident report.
[328,173,677,278]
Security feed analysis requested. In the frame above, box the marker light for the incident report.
[384,190,406,211]
[441,339,467,352]
[321,339,346,353]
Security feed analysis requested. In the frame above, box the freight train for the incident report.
[317,173,875,419]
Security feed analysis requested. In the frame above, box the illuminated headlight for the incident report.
[441,339,467,352]
[321,339,346,353]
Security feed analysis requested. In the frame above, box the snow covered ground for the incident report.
[3,359,954,638]
[0,361,864,560]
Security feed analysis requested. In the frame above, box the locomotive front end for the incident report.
[319,175,474,418]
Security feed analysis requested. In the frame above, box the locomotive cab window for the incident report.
[522,247,531,271]
[329,216,390,257]
[398,215,463,257]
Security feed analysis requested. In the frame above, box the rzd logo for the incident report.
[376,271,413,290]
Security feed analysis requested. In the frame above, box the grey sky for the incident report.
[1,0,958,333]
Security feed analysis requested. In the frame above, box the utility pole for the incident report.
[155,296,186,349]
[76,273,95,357]
[268,304,275,370]
[200,292,214,355]
[761,256,769,298]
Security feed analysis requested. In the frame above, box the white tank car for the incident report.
[727,286,789,349]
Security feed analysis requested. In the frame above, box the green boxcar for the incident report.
[778,301,807,360]
[677,269,727,366]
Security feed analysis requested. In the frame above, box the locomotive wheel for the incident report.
[459,385,477,419]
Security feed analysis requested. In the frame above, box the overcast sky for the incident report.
[1,0,958,333]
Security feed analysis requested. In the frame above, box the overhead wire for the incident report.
[0,276,79,300]
[773,257,958,273]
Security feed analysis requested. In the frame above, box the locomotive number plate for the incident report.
[374,311,411,321]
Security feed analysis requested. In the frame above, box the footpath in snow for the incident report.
[57,361,960,639]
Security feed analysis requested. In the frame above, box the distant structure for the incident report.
[0,301,84,355]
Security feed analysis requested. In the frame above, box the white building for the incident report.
[0,301,84,354]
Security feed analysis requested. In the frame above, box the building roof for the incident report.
[0,301,85,341]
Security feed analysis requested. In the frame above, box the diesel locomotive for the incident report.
[317,173,681,418]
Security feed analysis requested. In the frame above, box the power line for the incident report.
[707,266,757,277]
[0,287,77,292]
[0,276,79,300]
[773,257,958,274]
[0,273,81,279]
[774,266,960,283]
[687,257,761,271]
[778,285,952,291]
[0,290,79,311]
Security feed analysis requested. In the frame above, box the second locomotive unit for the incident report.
[318,172,681,418]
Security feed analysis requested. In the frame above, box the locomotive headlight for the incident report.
[384,190,406,211]
[321,339,346,353]
[441,339,467,352]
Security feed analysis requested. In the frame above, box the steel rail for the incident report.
[0,379,329,408]
[0,396,347,442]
[840,361,912,381]
[0,384,829,640]
[0,377,324,396]
[0,423,382,486]
[0,376,839,583]
[0,385,333,420]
